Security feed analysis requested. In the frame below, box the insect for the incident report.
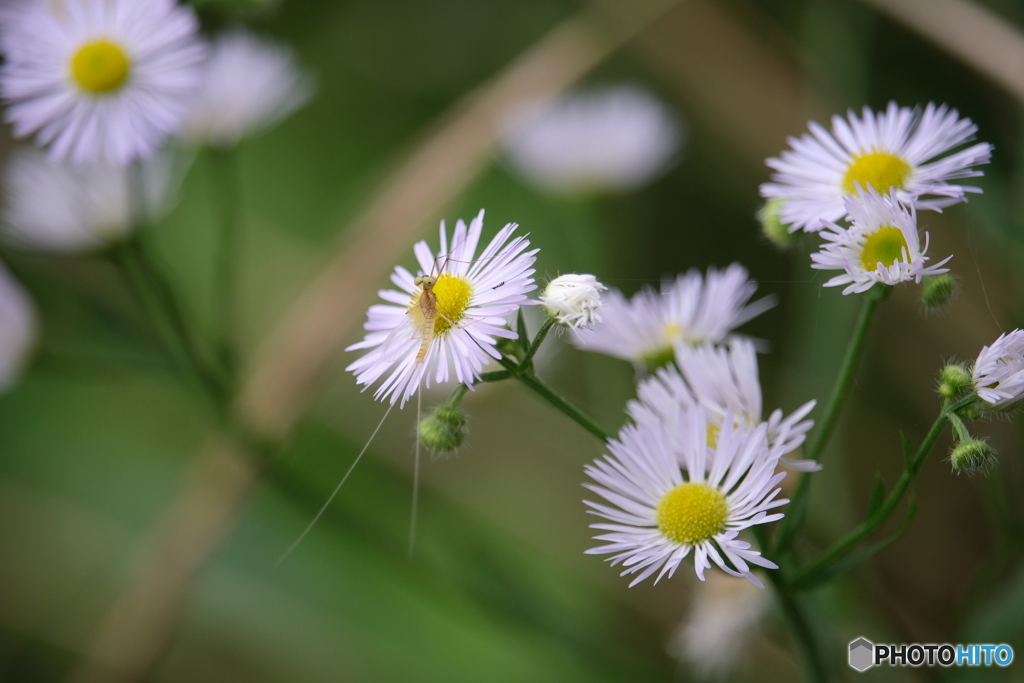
[410,274,443,364]
[407,243,491,364]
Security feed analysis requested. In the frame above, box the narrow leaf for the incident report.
[516,309,529,352]
[900,430,912,469]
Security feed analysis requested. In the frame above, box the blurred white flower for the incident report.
[668,572,769,679]
[572,264,774,372]
[540,273,606,329]
[2,148,179,253]
[628,339,819,471]
[0,0,206,165]
[810,188,951,295]
[973,329,1024,408]
[760,102,992,233]
[0,261,37,392]
[182,30,314,148]
[503,85,683,195]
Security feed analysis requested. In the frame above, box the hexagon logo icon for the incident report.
[849,637,874,672]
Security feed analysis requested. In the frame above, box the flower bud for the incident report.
[938,363,972,399]
[540,273,607,329]
[758,199,796,249]
[417,404,468,455]
[949,439,995,474]
[921,274,957,310]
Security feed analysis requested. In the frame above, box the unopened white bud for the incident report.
[540,274,607,329]
[972,329,1024,408]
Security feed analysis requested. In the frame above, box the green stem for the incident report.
[766,570,829,683]
[444,383,470,406]
[113,241,224,407]
[515,372,611,442]
[774,284,888,554]
[791,397,977,587]
[210,149,242,372]
[523,319,554,365]
[806,284,888,464]
[479,370,513,383]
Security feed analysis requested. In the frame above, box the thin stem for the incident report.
[479,370,512,383]
[444,383,471,406]
[791,397,978,587]
[523,319,555,365]
[210,149,243,373]
[774,285,888,554]
[806,284,888,464]
[515,372,611,442]
[766,570,829,683]
[113,241,223,406]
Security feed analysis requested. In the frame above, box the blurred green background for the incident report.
[1,0,1024,681]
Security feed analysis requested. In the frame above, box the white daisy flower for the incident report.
[669,571,769,679]
[761,102,993,232]
[0,0,206,165]
[0,260,37,392]
[346,210,538,407]
[2,147,179,253]
[972,329,1024,408]
[572,264,775,371]
[585,407,786,588]
[810,188,951,295]
[539,273,606,329]
[628,338,819,471]
[181,29,314,148]
[503,85,683,195]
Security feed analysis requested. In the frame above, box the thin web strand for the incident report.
[275,402,395,567]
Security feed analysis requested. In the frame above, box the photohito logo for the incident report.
[848,637,1014,671]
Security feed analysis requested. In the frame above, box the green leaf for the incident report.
[900,430,912,468]
[516,309,529,352]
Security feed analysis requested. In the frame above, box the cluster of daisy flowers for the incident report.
[0,0,313,253]
[0,0,315,398]
[566,266,817,587]
[345,200,817,588]
[761,102,993,294]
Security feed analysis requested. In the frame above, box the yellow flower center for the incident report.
[706,423,721,448]
[656,482,729,545]
[430,273,472,334]
[842,152,912,195]
[71,41,131,94]
[859,226,909,271]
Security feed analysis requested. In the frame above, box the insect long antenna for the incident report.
[275,402,395,567]
[408,390,422,559]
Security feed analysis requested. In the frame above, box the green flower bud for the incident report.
[758,199,796,249]
[938,363,972,398]
[949,439,994,474]
[418,404,468,455]
[496,336,524,361]
[921,275,957,310]
[958,402,983,421]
